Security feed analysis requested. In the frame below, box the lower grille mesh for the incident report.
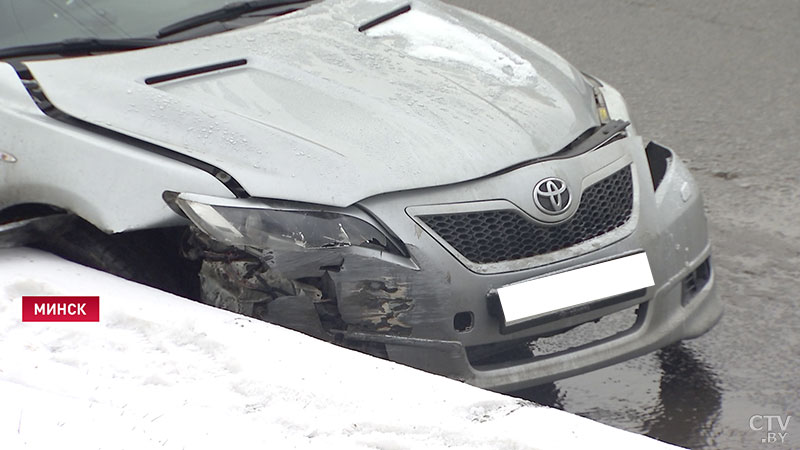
[419,166,634,264]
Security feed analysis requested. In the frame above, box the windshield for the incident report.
[0,0,256,49]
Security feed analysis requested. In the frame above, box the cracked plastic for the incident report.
[183,228,417,344]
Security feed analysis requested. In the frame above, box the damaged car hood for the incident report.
[25,0,600,206]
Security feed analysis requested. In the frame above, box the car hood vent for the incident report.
[145,59,248,85]
[358,4,411,32]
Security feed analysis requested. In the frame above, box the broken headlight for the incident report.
[171,193,398,253]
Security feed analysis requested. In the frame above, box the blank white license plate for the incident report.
[497,252,655,328]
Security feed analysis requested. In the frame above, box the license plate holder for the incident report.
[494,252,654,334]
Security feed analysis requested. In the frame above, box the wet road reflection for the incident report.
[644,344,723,448]
[514,343,723,449]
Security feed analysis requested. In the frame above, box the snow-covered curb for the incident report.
[0,248,682,449]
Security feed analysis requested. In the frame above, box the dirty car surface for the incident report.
[0,0,722,391]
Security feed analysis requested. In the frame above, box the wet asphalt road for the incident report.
[444,1,800,449]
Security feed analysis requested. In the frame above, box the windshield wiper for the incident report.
[157,0,313,39]
[0,37,161,60]
[0,1,314,60]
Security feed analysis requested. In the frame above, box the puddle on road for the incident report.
[514,343,724,449]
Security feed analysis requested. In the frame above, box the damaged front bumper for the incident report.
[169,136,722,393]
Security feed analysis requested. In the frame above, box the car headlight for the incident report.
[583,72,610,124]
[170,193,398,253]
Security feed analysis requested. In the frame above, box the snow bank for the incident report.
[0,248,681,449]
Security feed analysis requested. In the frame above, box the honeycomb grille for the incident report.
[419,166,634,264]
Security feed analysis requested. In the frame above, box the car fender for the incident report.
[0,62,234,234]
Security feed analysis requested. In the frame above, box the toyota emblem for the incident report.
[533,177,571,215]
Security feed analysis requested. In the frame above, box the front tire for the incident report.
[31,220,200,298]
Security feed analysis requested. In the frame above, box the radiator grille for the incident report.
[419,166,634,264]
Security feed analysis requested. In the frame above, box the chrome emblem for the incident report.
[533,177,571,215]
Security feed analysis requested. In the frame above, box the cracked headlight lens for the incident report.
[174,194,393,251]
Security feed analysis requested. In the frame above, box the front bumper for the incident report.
[330,135,720,392]
[348,247,719,393]
[181,134,722,393]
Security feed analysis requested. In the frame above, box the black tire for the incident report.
[31,220,200,298]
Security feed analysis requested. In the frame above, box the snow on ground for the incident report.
[0,248,681,450]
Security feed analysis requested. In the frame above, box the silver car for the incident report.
[0,0,721,392]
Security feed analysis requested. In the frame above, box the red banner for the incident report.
[22,296,100,322]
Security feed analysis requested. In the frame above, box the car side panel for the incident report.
[0,62,234,233]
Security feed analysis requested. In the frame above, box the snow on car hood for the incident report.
[25,0,599,206]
